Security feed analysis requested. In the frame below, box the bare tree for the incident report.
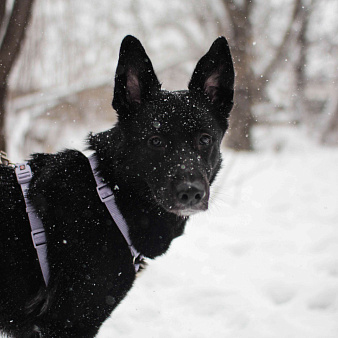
[216,0,312,150]
[6,0,333,155]
[0,0,35,151]
[221,0,255,151]
[321,90,338,145]
[292,0,314,122]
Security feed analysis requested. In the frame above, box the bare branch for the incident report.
[10,50,196,115]
[244,0,254,16]
[258,0,303,91]
[0,0,35,85]
[222,1,237,28]
[0,0,6,28]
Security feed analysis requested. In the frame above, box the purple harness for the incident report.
[15,156,143,286]
[16,163,49,285]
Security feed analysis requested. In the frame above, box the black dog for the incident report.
[0,35,234,337]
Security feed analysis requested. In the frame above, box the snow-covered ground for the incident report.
[97,127,338,338]
[4,125,338,337]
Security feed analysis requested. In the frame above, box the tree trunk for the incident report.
[321,86,338,145]
[221,1,254,151]
[219,0,308,150]
[294,0,313,122]
[226,21,255,151]
[0,0,35,152]
[0,84,6,150]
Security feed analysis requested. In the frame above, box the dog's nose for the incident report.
[176,181,206,206]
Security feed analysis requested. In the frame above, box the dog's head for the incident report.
[110,35,234,217]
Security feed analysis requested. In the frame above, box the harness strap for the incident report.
[14,156,142,286]
[15,163,50,285]
[88,155,143,272]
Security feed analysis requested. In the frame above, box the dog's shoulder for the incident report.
[0,164,22,214]
[29,150,90,186]
[30,149,88,175]
[27,150,96,215]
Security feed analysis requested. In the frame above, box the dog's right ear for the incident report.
[112,35,161,113]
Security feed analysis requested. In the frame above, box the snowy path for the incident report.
[98,146,338,338]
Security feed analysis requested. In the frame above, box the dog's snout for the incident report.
[176,181,206,207]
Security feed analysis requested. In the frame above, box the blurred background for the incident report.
[1,1,338,337]
[0,0,337,158]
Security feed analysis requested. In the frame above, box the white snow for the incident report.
[97,126,338,338]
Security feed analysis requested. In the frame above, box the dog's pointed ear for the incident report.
[113,35,161,113]
[188,37,234,117]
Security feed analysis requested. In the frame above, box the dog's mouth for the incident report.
[167,204,208,217]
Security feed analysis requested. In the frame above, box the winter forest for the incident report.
[1,0,338,337]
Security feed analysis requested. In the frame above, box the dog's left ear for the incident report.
[113,35,161,114]
[189,37,235,121]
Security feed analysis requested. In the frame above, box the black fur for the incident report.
[0,36,234,337]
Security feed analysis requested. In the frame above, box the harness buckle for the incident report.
[16,163,33,184]
[31,229,47,248]
[133,254,144,273]
[96,183,114,203]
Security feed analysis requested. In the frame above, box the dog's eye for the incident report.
[148,136,164,148]
[199,134,212,146]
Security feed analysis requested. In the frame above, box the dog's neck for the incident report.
[88,130,187,259]
[88,155,143,271]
